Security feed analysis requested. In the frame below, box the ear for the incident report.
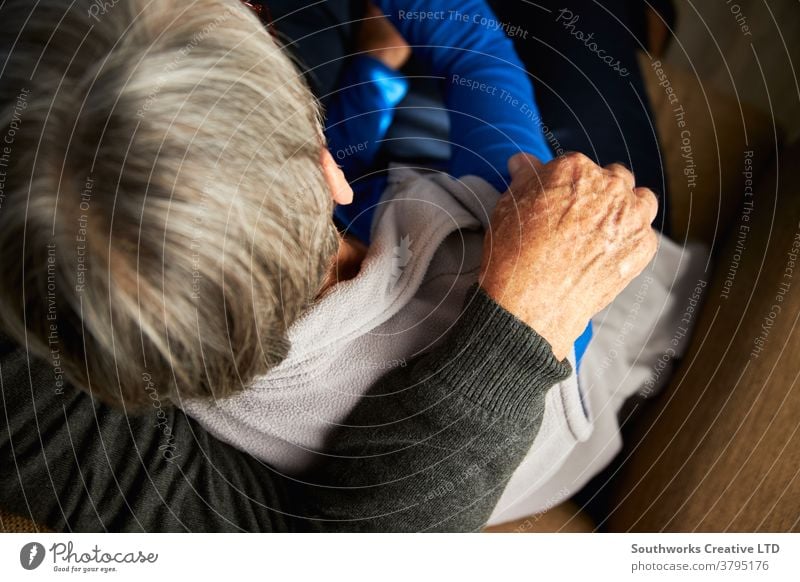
[321,149,353,205]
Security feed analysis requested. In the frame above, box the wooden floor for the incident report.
[665,0,800,142]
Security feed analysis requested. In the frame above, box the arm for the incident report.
[325,4,410,180]
[0,287,569,532]
[1,153,658,532]
[375,0,554,190]
[325,57,408,180]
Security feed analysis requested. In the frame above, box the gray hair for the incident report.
[0,0,339,409]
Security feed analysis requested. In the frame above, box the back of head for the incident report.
[0,0,339,409]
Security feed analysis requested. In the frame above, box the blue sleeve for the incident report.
[375,0,554,190]
[325,56,409,180]
[373,1,590,365]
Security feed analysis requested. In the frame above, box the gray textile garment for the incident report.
[184,167,708,525]
[496,234,708,522]
[0,287,572,532]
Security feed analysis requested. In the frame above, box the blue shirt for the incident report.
[325,0,591,364]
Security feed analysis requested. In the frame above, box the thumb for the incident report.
[508,152,545,179]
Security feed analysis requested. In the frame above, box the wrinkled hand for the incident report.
[480,152,659,361]
[358,3,411,70]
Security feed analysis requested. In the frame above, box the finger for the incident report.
[634,186,659,224]
[605,163,635,190]
[508,152,545,180]
[636,228,659,269]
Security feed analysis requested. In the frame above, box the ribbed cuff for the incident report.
[421,285,572,422]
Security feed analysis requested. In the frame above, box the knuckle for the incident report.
[561,151,592,168]
[608,162,631,176]
[607,174,628,192]
[640,188,659,219]
[639,186,657,202]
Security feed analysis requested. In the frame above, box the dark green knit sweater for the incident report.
[0,287,570,531]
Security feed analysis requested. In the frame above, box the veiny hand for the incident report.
[358,3,411,70]
[480,152,659,361]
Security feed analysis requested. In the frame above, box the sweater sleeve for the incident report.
[374,0,554,190]
[0,286,570,532]
[325,55,409,179]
